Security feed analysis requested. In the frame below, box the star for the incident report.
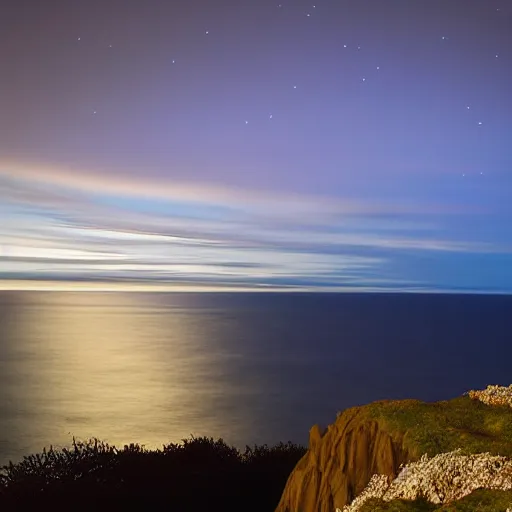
[77,37,81,41]
[376,66,380,70]
[495,54,499,58]
[172,60,175,64]
[93,111,97,115]
[362,78,366,82]
[245,120,249,124]
[357,46,361,50]
[467,106,470,109]
[343,45,347,48]
[478,121,483,125]
[205,30,209,35]
[306,13,311,17]
[293,85,297,89]
[108,44,112,48]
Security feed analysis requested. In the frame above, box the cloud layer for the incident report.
[1,165,511,292]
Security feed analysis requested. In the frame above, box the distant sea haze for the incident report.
[0,291,511,466]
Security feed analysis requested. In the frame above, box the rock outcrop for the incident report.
[276,390,512,512]
[275,404,414,512]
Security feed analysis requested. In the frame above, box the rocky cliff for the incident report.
[276,390,512,512]
[275,403,413,512]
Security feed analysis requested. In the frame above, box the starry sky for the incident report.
[1,0,511,292]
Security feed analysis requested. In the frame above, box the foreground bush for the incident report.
[0,436,306,510]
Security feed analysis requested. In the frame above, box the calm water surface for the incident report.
[1,291,511,466]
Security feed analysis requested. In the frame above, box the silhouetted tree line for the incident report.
[0,436,306,510]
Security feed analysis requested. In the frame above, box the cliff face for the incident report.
[275,404,413,512]
[275,395,512,512]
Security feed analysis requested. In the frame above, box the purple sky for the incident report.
[1,0,511,292]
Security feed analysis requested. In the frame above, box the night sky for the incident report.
[1,0,511,292]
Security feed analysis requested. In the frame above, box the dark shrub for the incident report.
[0,436,306,510]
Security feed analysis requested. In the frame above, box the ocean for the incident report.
[0,291,511,466]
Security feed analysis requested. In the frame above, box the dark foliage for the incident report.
[0,436,306,511]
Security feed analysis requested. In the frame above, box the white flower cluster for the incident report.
[335,474,389,512]
[340,449,512,512]
[467,384,512,408]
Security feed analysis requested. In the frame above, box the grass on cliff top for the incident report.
[364,395,512,459]
[359,489,512,511]
[0,436,306,510]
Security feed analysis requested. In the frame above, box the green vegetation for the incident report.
[359,489,512,511]
[0,436,306,510]
[359,497,436,511]
[439,489,512,511]
[365,396,512,459]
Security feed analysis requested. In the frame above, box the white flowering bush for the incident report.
[341,450,512,512]
[467,384,512,408]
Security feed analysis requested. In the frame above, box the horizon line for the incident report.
[1,280,511,296]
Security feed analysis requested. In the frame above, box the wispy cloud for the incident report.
[0,165,510,292]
